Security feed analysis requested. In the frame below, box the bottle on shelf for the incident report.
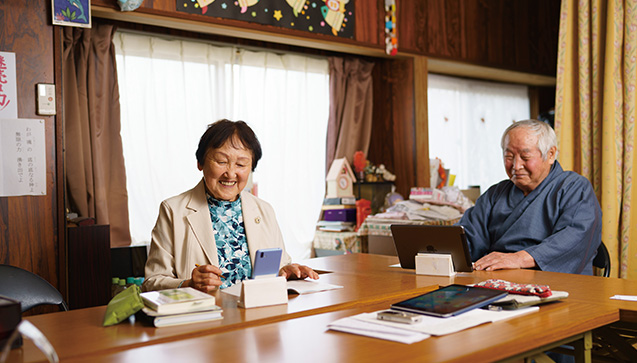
[111,277,120,299]
[112,278,127,298]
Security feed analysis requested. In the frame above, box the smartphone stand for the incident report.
[415,253,456,277]
[238,276,288,308]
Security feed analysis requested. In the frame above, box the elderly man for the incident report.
[457,120,601,274]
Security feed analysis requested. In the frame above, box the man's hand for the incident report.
[474,250,536,271]
[279,263,319,280]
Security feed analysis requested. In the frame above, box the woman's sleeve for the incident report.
[142,201,183,291]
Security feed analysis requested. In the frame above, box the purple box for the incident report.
[323,208,357,222]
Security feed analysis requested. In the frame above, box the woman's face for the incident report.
[198,137,253,201]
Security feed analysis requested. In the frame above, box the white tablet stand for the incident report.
[238,276,288,308]
[415,253,456,277]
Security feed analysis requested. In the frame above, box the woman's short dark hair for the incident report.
[195,119,262,171]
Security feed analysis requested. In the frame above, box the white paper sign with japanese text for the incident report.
[0,52,18,119]
[0,119,46,196]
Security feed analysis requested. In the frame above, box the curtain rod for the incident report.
[113,27,330,62]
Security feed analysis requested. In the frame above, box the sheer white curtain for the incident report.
[427,74,530,193]
[113,31,329,260]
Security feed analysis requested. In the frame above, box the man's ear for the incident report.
[547,146,557,164]
[197,162,203,171]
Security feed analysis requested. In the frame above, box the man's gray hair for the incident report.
[500,120,558,160]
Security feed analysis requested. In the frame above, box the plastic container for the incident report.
[113,278,127,296]
[111,277,120,299]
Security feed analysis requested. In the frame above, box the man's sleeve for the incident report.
[524,179,602,274]
[457,192,493,262]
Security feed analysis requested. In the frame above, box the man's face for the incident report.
[198,137,253,201]
[503,127,556,195]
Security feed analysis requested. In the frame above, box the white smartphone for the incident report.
[376,310,423,324]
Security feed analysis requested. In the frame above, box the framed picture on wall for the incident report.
[52,0,92,28]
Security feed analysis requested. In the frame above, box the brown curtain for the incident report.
[63,24,131,247]
[326,57,374,170]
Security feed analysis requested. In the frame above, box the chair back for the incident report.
[592,242,611,278]
[0,264,69,313]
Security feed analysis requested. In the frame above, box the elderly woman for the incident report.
[143,119,318,292]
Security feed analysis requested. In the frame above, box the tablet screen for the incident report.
[391,284,507,318]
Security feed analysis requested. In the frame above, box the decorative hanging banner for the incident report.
[384,0,397,55]
[177,0,355,38]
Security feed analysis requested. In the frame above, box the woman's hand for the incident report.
[182,264,223,292]
[279,263,319,280]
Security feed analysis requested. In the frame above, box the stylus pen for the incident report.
[195,264,226,277]
[483,304,502,311]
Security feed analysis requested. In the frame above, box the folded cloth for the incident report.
[475,279,552,298]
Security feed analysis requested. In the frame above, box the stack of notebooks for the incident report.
[318,196,357,232]
[138,287,222,327]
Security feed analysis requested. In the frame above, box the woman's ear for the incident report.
[197,162,203,171]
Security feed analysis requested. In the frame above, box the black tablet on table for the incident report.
[390,284,507,318]
[390,224,473,272]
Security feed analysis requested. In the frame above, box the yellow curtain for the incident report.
[555,0,637,279]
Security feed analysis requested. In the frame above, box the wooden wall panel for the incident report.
[415,0,466,59]
[397,0,559,77]
[369,57,416,198]
[353,0,383,47]
[0,2,60,293]
[512,1,531,71]
[463,0,488,64]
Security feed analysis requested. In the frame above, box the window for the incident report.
[113,31,329,260]
[427,73,530,193]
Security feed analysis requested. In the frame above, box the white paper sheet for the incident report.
[328,317,430,344]
[328,307,539,343]
[222,278,343,298]
[286,280,343,294]
[0,119,47,196]
[610,295,637,302]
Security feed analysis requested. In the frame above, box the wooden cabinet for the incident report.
[67,225,111,309]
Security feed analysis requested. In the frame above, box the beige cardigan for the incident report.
[143,179,292,291]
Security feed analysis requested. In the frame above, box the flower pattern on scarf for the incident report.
[207,194,252,289]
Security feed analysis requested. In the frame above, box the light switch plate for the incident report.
[36,83,56,116]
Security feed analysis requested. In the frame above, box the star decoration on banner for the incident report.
[273,9,282,21]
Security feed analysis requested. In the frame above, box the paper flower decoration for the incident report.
[353,151,366,173]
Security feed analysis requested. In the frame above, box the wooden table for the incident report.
[63,300,618,363]
[8,255,437,362]
[308,254,637,322]
[6,254,636,362]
